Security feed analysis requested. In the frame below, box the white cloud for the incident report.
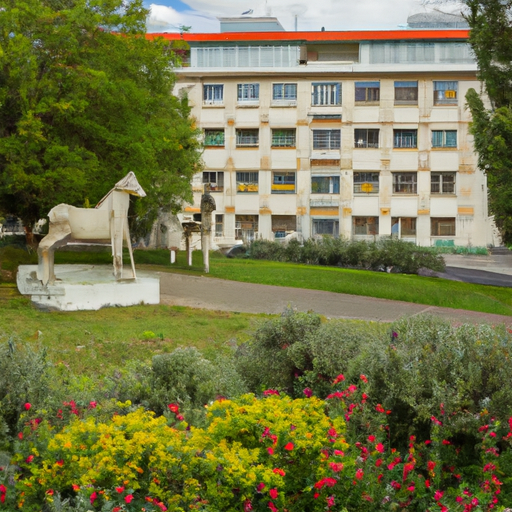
[146,0,466,33]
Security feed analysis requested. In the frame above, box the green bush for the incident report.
[245,237,445,274]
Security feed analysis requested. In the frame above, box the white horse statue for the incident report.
[37,172,146,286]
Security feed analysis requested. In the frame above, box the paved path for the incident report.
[159,273,512,327]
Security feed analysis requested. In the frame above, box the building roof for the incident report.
[147,29,470,44]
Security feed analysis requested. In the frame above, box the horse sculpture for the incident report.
[37,172,146,286]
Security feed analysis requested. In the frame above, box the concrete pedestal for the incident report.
[17,265,160,311]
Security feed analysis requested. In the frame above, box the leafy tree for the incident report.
[464,0,512,243]
[0,0,202,242]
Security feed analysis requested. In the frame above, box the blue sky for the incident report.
[144,0,466,33]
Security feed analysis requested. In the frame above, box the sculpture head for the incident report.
[114,172,147,198]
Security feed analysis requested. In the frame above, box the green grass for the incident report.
[0,297,262,377]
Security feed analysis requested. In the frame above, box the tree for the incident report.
[464,0,512,244]
[0,0,202,242]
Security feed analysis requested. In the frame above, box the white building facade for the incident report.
[160,22,495,248]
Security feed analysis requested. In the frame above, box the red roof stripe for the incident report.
[147,29,469,43]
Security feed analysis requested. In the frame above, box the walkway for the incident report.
[159,272,512,327]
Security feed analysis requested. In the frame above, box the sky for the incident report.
[144,0,466,33]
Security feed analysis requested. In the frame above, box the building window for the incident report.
[394,81,418,105]
[235,215,258,242]
[393,129,418,149]
[202,171,224,192]
[312,82,342,106]
[203,84,223,105]
[393,172,417,194]
[355,81,380,103]
[431,217,456,236]
[432,130,457,148]
[433,81,458,105]
[204,129,225,147]
[237,83,259,103]
[272,172,296,194]
[391,217,417,237]
[313,130,341,150]
[271,129,296,148]
[431,172,456,194]
[354,128,379,148]
[311,176,340,194]
[272,215,296,239]
[354,172,379,194]
[353,216,379,236]
[236,129,259,147]
[272,83,297,104]
[215,214,224,237]
[236,171,258,193]
[313,219,339,237]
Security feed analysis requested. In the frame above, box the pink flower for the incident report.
[269,488,278,499]
[407,484,415,492]
[284,442,294,451]
[90,492,97,505]
[125,494,134,504]
[434,490,444,501]
[355,468,364,480]
[267,447,274,455]
[329,462,344,472]
[257,482,265,492]
[367,435,376,442]
[263,389,280,396]
[268,501,278,512]
[244,499,253,512]
[303,388,313,398]
[375,443,385,453]
[89,401,97,409]
[24,403,31,411]
[326,495,335,508]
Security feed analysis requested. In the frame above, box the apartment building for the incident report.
[156,17,495,248]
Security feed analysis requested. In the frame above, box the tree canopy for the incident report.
[0,0,202,237]
[465,0,512,244]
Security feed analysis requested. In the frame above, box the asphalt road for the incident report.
[159,272,512,327]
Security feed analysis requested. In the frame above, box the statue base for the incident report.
[17,265,160,311]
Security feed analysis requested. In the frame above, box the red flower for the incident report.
[268,501,278,512]
[332,374,345,384]
[263,389,280,396]
[89,401,97,409]
[125,494,134,504]
[360,374,368,383]
[367,435,375,442]
[18,432,23,440]
[442,439,451,445]
[267,447,274,455]
[425,479,431,488]
[269,488,278,499]
[284,442,294,451]
[375,443,385,453]
[168,403,179,413]
[257,482,265,492]
[0,485,6,494]
[434,490,444,501]
[355,468,364,480]
[326,495,335,508]
[0,494,4,504]
[90,492,97,505]
[25,455,34,463]
[24,403,31,411]
[116,486,125,493]
[273,468,285,476]
[72,484,80,491]
[55,459,64,467]
[375,458,383,467]
[46,489,54,496]
[113,508,122,512]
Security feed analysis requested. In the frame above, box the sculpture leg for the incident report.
[37,225,72,285]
